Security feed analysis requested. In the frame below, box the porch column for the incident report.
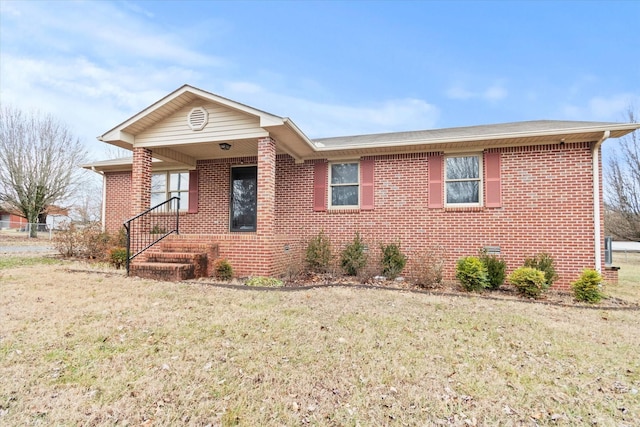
[256,136,276,237]
[131,147,152,215]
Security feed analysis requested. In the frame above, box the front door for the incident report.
[230,166,257,232]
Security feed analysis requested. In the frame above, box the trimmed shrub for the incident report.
[380,243,407,279]
[108,247,127,269]
[214,259,233,280]
[479,249,507,290]
[524,253,558,288]
[508,267,547,298]
[341,232,368,276]
[456,256,489,292]
[411,246,445,288]
[305,230,332,272]
[245,276,284,287]
[572,269,604,303]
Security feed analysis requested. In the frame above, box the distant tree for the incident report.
[605,108,640,241]
[0,105,87,237]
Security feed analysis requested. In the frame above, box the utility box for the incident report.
[604,236,613,266]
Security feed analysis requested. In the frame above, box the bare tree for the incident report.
[0,105,87,237]
[605,108,640,241]
[70,171,103,225]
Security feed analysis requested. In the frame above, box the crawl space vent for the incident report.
[187,107,208,131]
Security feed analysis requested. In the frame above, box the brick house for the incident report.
[86,85,640,288]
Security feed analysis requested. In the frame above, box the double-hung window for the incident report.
[445,155,482,206]
[151,171,189,210]
[329,162,359,208]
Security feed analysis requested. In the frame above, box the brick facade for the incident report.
[104,140,610,289]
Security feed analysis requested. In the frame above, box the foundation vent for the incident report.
[187,107,208,131]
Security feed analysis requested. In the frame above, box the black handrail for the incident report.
[123,197,180,274]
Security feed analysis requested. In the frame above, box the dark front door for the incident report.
[230,166,257,232]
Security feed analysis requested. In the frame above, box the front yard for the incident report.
[1,252,639,426]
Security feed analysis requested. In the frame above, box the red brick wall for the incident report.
[273,142,600,289]
[103,141,604,288]
[104,171,131,232]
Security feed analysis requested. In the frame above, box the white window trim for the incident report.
[151,170,189,211]
[444,153,483,207]
[328,161,360,209]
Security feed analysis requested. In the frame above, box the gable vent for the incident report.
[187,107,208,131]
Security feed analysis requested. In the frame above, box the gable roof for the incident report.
[90,84,640,170]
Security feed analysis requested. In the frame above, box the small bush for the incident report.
[305,230,332,272]
[479,249,507,290]
[214,259,233,280]
[456,256,489,292]
[524,253,558,288]
[572,269,604,303]
[112,227,128,247]
[341,232,368,276]
[52,222,110,260]
[380,243,407,279]
[508,267,547,298]
[411,246,445,288]
[245,276,284,287]
[108,247,127,269]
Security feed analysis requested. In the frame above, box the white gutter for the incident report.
[592,130,610,272]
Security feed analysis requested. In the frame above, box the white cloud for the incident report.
[446,82,508,102]
[222,82,440,138]
[561,93,640,122]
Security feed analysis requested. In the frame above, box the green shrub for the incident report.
[305,230,332,272]
[524,253,558,288]
[214,259,233,280]
[572,269,604,303]
[508,267,547,298]
[341,232,368,276]
[456,256,489,292]
[245,276,284,287]
[479,249,507,290]
[380,243,407,279]
[108,247,127,269]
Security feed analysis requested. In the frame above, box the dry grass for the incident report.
[608,252,640,303]
[1,260,639,426]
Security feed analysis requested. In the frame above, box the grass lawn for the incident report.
[1,258,639,426]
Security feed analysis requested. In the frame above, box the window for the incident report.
[151,171,189,210]
[445,155,481,205]
[330,162,359,207]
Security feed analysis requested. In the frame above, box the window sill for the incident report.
[327,207,361,214]
[443,206,485,212]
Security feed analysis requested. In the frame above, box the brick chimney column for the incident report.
[256,136,276,237]
[131,147,152,215]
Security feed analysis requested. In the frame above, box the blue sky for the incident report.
[1,0,638,160]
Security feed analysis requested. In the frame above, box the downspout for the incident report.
[592,130,610,272]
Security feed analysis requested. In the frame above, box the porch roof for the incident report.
[88,84,640,171]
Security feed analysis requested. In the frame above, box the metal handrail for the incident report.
[123,197,180,274]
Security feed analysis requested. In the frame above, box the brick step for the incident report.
[130,262,195,281]
[160,241,217,254]
[147,252,207,263]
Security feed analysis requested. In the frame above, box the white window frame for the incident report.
[444,154,483,207]
[151,171,189,211]
[329,161,360,209]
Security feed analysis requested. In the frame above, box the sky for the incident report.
[1,0,639,162]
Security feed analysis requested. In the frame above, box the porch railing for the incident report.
[123,197,180,274]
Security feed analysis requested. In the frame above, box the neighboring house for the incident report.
[0,209,25,230]
[85,84,640,288]
[0,206,71,230]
